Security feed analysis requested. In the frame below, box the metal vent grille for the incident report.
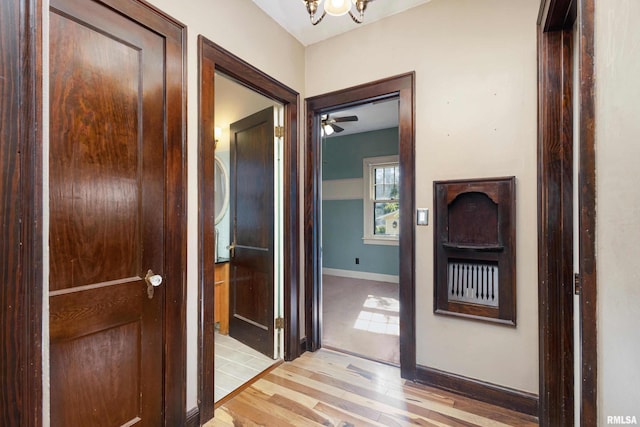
[447,261,499,307]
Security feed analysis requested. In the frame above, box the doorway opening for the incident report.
[197,37,300,424]
[320,99,401,365]
[305,73,416,378]
[211,71,284,402]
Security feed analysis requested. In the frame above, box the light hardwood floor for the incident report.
[206,349,538,427]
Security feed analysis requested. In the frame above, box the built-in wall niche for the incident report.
[433,177,516,325]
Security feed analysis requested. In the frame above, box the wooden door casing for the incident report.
[197,38,300,422]
[229,107,276,358]
[48,0,186,425]
[0,0,42,424]
[305,74,416,378]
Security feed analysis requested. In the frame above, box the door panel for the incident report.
[49,0,165,425]
[229,107,275,358]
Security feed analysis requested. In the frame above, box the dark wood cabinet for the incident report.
[433,177,516,325]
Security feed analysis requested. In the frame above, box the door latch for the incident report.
[229,242,236,258]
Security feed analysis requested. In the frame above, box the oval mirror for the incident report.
[214,156,229,224]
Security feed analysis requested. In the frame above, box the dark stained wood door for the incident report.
[229,107,276,358]
[48,0,167,425]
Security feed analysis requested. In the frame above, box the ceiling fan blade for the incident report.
[331,124,345,133]
[333,115,359,123]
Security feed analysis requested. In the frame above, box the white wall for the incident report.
[595,0,640,422]
[306,0,540,393]
[112,0,306,411]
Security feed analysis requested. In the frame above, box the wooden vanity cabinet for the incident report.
[214,261,229,335]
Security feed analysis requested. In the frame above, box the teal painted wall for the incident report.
[323,200,399,275]
[322,127,399,276]
[323,127,399,180]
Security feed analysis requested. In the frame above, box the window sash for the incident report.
[363,155,400,245]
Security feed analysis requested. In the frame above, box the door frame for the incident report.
[197,37,300,423]
[304,73,416,379]
[0,0,187,425]
[537,0,596,425]
[1,0,42,424]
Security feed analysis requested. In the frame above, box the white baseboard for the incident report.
[322,268,399,284]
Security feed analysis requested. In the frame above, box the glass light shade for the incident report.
[323,125,334,136]
[324,0,351,16]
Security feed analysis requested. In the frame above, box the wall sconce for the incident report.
[214,127,222,148]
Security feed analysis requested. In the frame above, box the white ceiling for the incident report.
[324,98,399,138]
[251,0,432,46]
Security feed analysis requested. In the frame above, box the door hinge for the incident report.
[275,317,285,329]
[574,273,581,295]
[274,126,284,139]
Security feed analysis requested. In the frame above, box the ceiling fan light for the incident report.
[324,0,351,16]
[323,124,335,136]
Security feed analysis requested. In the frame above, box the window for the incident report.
[363,155,400,245]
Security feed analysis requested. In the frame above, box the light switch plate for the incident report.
[417,208,429,225]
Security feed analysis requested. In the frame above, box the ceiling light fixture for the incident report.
[302,0,372,26]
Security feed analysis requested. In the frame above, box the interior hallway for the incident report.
[206,349,538,426]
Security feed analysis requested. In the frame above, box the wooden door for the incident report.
[48,0,168,425]
[229,107,276,358]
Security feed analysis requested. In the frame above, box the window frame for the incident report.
[362,155,400,246]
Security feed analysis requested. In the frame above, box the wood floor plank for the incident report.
[403,382,539,427]
[251,378,321,408]
[224,394,299,427]
[270,366,507,427]
[308,371,480,427]
[208,408,235,427]
[266,393,335,426]
[292,352,457,410]
[238,388,329,427]
[207,349,539,427]
[253,376,389,427]
[265,371,384,422]
[312,402,388,427]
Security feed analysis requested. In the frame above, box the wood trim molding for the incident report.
[537,0,594,425]
[197,38,217,424]
[197,36,300,425]
[304,73,416,379]
[185,407,200,427]
[160,15,187,427]
[538,0,577,32]
[416,366,539,417]
[0,0,43,425]
[537,25,575,426]
[577,0,597,424]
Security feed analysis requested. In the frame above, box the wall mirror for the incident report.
[214,156,229,224]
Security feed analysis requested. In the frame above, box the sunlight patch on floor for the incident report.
[353,294,400,335]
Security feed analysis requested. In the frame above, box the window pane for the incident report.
[375,183,398,200]
[375,168,384,184]
[384,167,395,184]
[375,183,391,199]
[373,202,400,236]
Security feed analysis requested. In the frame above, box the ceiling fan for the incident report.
[321,114,359,135]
